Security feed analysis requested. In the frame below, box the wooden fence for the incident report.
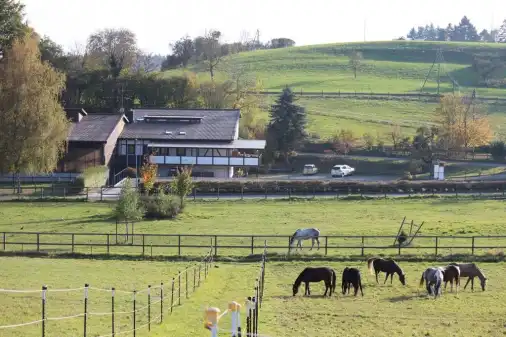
[2,232,506,258]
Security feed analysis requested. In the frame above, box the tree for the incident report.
[170,166,194,208]
[0,0,25,57]
[472,53,505,82]
[37,35,68,70]
[434,94,492,152]
[388,124,403,149]
[348,49,363,79]
[497,19,506,42]
[362,133,374,150]
[140,154,158,194]
[268,38,295,49]
[86,28,138,78]
[198,29,223,81]
[266,88,307,163]
[0,33,70,185]
[330,129,356,155]
[113,178,144,242]
[170,36,195,67]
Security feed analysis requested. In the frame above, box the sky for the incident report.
[21,0,505,55]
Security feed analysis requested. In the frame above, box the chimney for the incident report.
[64,108,87,122]
[125,109,134,124]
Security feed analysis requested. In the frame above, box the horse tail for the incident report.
[367,257,376,275]
[331,269,337,293]
[419,271,425,287]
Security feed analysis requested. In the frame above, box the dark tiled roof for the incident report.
[120,109,240,141]
[68,114,125,142]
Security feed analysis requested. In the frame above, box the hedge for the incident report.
[153,180,506,194]
[75,166,109,189]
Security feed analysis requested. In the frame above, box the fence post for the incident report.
[100,187,103,202]
[142,235,145,256]
[472,237,475,255]
[160,282,164,323]
[133,290,136,337]
[147,285,151,331]
[2,232,5,251]
[198,264,202,287]
[107,234,110,254]
[251,236,254,255]
[361,236,365,256]
[72,234,75,253]
[37,233,40,252]
[170,278,175,313]
[435,237,438,256]
[193,267,196,292]
[178,271,181,305]
[84,284,89,337]
[186,268,189,299]
[324,236,328,256]
[178,235,181,256]
[42,285,47,337]
[214,235,218,257]
[111,288,115,337]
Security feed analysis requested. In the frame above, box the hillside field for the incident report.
[165,41,506,97]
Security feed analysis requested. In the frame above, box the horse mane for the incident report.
[293,268,308,289]
[391,260,404,275]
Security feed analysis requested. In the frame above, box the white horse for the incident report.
[289,228,320,252]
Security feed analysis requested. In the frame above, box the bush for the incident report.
[489,141,506,161]
[142,189,181,219]
[125,167,137,178]
[75,166,109,189]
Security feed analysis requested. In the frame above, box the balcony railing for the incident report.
[150,155,260,166]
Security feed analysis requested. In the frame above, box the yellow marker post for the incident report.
[228,301,242,337]
[204,307,220,337]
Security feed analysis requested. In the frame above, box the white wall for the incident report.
[157,165,233,178]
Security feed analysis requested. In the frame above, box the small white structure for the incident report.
[433,163,445,180]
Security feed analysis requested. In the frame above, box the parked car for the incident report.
[331,164,355,177]
[303,164,319,175]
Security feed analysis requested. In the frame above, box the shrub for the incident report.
[489,140,506,161]
[125,167,137,178]
[140,155,158,193]
[171,167,194,208]
[142,189,181,219]
[75,166,109,189]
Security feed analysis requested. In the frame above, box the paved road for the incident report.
[298,153,506,168]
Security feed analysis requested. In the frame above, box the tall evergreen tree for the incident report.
[0,32,70,177]
[266,88,307,163]
[498,19,506,42]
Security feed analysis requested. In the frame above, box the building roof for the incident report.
[120,109,240,141]
[68,114,127,142]
[147,139,266,150]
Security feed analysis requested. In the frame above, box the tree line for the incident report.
[406,16,506,43]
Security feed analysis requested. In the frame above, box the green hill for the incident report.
[164,40,506,97]
[164,41,506,143]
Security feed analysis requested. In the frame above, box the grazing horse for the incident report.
[420,267,444,298]
[292,267,336,297]
[367,257,406,285]
[441,265,461,292]
[289,228,320,252]
[449,263,487,291]
[341,267,364,296]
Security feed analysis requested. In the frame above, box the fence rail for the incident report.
[247,90,506,103]
[1,232,505,258]
[1,183,506,201]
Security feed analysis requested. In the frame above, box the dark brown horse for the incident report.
[441,265,461,292]
[342,267,364,296]
[292,267,336,297]
[367,257,406,285]
[449,263,487,291]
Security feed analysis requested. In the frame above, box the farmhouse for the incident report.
[58,108,128,173]
[114,108,266,178]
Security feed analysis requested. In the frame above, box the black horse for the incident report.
[341,267,364,296]
[367,257,406,285]
[292,267,336,297]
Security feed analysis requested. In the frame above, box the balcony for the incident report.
[149,154,260,166]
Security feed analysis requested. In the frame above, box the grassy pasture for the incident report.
[1,199,506,257]
[164,41,506,97]
[2,258,503,337]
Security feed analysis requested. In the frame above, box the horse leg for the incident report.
[375,271,379,284]
[316,237,320,250]
[309,238,314,251]
[463,277,471,290]
[384,273,389,284]
[304,282,308,296]
[390,273,394,284]
[426,282,432,295]
[359,280,364,296]
[471,277,474,291]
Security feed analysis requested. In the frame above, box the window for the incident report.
[176,148,186,156]
[127,144,135,155]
